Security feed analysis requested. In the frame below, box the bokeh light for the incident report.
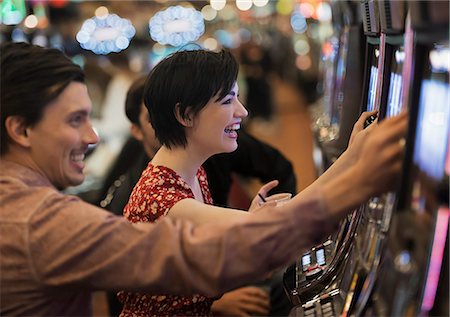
[210,0,226,11]
[76,13,136,54]
[149,6,204,47]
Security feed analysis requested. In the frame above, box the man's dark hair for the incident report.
[0,42,85,155]
[125,76,146,126]
[143,49,239,149]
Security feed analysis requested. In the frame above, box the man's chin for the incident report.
[57,176,85,190]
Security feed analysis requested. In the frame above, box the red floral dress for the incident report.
[118,163,214,317]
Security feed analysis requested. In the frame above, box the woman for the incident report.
[118,50,277,316]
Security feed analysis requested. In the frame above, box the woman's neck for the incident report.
[151,144,206,188]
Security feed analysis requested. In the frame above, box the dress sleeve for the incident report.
[124,165,193,223]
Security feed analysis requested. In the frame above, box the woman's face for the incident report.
[186,82,248,158]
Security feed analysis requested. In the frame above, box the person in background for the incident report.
[116,49,407,317]
[0,42,407,317]
[101,76,296,316]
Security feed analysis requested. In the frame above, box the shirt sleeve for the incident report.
[27,188,336,297]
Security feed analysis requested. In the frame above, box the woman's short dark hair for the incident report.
[0,42,85,155]
[143,49,239,149]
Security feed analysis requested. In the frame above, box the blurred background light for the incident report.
[252,0,269,7]
[203,37,218,51]
[95,6,109,19]
[210,0,226,11]
[32,32,48,47]
[149,5,204,47]
[276,0,294,15]
[299,3,314,19]
[217,4,236,20]
[316,2,332,22]
[291,10,307,34]
[11,27,27,42]
[201,5,217,21]
[1,0,26,25]
[76,13,136,55]
[24,15,39,29]
[236,0,252,11]
[294,38,310,55]
[296,54,312,70]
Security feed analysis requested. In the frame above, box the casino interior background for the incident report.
[1,0,448,316]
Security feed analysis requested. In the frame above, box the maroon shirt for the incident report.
[0,160,335,316]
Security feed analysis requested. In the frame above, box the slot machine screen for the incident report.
[413,47,450,181]
[316,248,326,266]
[302,253,312,272]
[411,44,450,313]
[366,46,380,112]
[386,46,405,118]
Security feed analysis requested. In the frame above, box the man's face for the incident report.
[27,82,99,189]
[133,104,161,157]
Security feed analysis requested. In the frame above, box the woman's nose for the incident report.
[235,100,248,119]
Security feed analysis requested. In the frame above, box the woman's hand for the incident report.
[248,180,279,212]
[211,286,270,317]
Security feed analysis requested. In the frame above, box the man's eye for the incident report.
[69,115,83,126]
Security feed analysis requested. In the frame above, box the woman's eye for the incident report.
[222,98,232,105]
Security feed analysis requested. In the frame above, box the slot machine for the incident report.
[319,0,364,169]
[337,1,408,316]
[367,1,449,316]
[284,1,366,315]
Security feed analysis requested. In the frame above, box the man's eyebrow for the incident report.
[69,110,89,116]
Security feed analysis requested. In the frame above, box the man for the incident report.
[0,42,407,316]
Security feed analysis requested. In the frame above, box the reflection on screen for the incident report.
[316,249,326,266]
[413,79,450,180]
[366,47,380,112]
[386,47,405,117]
[367,66,378,111]
[332,28,349,125]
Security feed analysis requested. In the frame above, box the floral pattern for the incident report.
[119,163,213,317]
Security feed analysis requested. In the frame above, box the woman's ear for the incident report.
[130,123,144,142]
[4,116,32,149]
[174,103,194,127]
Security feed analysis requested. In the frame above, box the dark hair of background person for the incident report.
[125,76,146,126]
[0,42,85,155]
[143,49,239,149]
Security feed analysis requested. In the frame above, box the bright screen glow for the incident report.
[366,47,380,112]
[413,79,450,180]
[386,47,405,117]
[302,253,311,271]
[316,249,326,266]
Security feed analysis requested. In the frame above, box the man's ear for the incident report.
[130,123,144,142]
[174,103,193,127]
[4,116,31,148]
